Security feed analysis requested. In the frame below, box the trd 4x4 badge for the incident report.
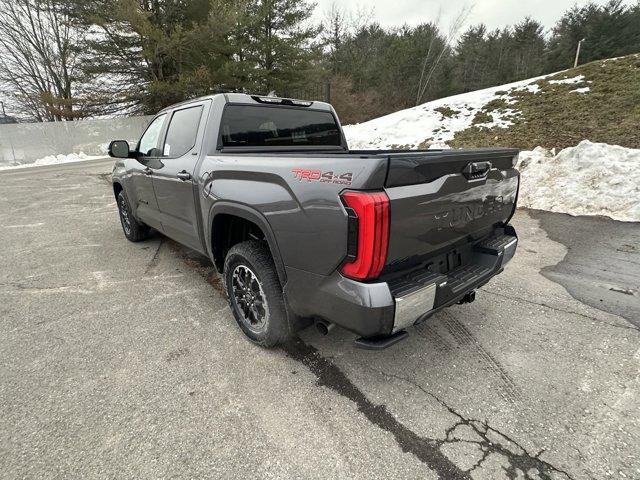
[291,168,353,186]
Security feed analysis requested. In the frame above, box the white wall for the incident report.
[0,116,154,166]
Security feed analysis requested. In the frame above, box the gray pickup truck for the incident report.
[109,93,519,349]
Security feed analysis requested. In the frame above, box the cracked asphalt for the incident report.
[1,159,638,479]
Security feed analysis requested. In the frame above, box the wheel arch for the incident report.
[209,202,287,286]
[113,181,123,199]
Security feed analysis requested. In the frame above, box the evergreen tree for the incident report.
[7,0,637,122]
[510,18,546,79]
[546,0,640,71]
[453,19,545,93]
[238,0,321,94]
[454,25,491,92]
[322,4,347,74]
[69,0,240,114]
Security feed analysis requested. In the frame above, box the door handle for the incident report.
[143,167,153,175]
[176,171,191,181]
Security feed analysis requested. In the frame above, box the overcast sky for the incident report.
[312,0,636,35]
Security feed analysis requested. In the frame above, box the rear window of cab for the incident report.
[219,105,342,148]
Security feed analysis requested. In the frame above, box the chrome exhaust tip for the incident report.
[315,320,334,336]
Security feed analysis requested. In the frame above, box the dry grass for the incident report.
[449,53,640,150]
[434,106,460,118]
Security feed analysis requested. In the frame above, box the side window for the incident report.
[138,114,166,157]
[163,106,203,158]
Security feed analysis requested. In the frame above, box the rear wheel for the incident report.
[223,241,291,347]
[117,190,150,242]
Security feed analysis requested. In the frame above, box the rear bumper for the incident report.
[284,229,517,339]
[283,267,396,338]
[389,232,517,333]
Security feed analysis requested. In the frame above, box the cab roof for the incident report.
[159,93,333,114]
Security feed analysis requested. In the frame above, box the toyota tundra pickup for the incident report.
[109,93,519,349]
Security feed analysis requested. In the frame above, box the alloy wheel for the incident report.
[231,264,269,333]
[118,196,132,235]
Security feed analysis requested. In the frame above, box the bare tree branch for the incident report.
[0,0,83,121]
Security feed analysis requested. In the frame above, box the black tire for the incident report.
[223,240,291,347]
[117,190,150,242]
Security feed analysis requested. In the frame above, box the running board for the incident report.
[354,330,409,350]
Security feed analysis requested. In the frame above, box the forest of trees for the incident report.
[0,0,639,123]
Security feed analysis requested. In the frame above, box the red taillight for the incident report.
[340,191,390,281]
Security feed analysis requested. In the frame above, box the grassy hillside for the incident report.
[449,54,640,150]
[344,53,640,151]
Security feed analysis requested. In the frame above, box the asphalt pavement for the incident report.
[530,210,640,327]
[1,159,638,479]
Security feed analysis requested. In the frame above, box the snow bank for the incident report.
[0,152,105,171]
[343,74,551,150]
[517,140,640,222]
[33,152,104,166]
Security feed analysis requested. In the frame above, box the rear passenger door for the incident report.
[152,101,208,252]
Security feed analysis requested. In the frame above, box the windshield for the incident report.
[219,105,342,148]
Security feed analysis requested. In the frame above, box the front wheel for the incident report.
[117,190,150,242]
[223,241,291,347]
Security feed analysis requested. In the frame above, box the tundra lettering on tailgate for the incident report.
[432,196,508,229]
[291,168,353,186]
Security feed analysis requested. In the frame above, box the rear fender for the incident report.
[208,202,287,286]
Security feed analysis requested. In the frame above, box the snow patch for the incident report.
[344,74,551,150]
[571,87,590,94]
[514,83,541,94]
[0,152,105,170]
[517,140,640,222]
[33,152,103,166]
[600,54,637,64]
[549,75,585,85]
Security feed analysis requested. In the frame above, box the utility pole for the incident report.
[574,38,586,68]
[0,101,6,118]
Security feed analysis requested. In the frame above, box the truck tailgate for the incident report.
[383,149,520,274]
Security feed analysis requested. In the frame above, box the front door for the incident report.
[152,103,207,252]
[130,113,167,231]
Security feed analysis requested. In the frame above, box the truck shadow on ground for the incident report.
[167,239,574,480]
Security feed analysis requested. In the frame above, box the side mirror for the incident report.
[108,140,131,158]
[146,147,163,158]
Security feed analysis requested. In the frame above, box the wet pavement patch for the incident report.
[282,339,574,480]
[530,210,640,328]
[283,339,471,479]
